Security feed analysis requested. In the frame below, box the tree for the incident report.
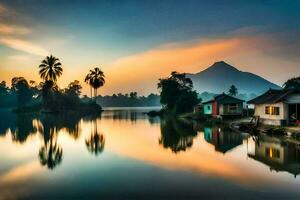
[158,71,200,113]
[85,67,105,100]
[129,92,138,99]
[283,77,300,89]
[11,77,33,106]
[0,81,8,95]
[228,85,238,96]
[84,73,93,98]
[39,55,63,82]
[65,80,82,97]
[39,55,63,109]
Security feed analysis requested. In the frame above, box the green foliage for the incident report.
[228,85,238,96]
[158,71,200,114]
[283,77,300,89]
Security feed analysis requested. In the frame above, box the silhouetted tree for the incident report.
[39,55,63,109]
[39,55,63,82]
[85,67,105,100]
[85,73,93,98]
[228,85,238,96]
[11,77,33,106]
[0,81,8,95]
[158,71,200,113]
[283,77,300,89]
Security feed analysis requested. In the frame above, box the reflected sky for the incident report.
[1,107,300,200]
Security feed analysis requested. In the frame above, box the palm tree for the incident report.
[84,73,93,98]
[85,67,105,100]
[39,55,63,82]
[38,55,62,109]
[228,85,238,96]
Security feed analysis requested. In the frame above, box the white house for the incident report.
[248,89,300,126]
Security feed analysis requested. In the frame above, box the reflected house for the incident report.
[204,127,244,153]
[248,135,300,177]
[202,93,244,117]
[248,89,300,126]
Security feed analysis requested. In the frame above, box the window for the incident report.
[266,147,280,159]
[207,105,211,110]
[229,103,238,112]
[265,106,280,115]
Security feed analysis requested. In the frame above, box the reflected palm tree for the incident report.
[38,115,64,170]
[85,133,105,156]
[38,128,63,170]
[85,119,105,156]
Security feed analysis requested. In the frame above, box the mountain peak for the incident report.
[208,61,239,72]
[188,61,281,94]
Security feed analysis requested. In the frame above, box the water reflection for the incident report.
[204,126,247,154]
[38,130,63,170]
[159,117,197,153]
[0,110,102,170]
[85,119,105,156]
[248,134,300,177]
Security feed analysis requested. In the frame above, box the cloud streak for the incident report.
[0,3,48,57]
[0,23,31,35]
[0,37,48,56]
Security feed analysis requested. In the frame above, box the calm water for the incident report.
[1,107,300,200]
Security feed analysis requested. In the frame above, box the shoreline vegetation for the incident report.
[0,55,104,117]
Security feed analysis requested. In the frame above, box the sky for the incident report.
[0,0,300,95]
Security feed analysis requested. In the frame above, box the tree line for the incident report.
[96,92,160,107]
[0,55,104,113]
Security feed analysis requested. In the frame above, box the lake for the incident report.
[1,107,300,200]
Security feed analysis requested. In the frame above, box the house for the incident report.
[202,93,244,117]
[248,89,300,126]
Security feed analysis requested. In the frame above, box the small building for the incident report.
[248,89,300,126]
[202,93,244,117]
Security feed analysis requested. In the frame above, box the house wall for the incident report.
[212,102,218,116]
[203,103,213,115]
[254,102,288,126]
[219,103,243,115]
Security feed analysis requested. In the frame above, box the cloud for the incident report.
[0,23,31,35]
[0,3,47,57]
[102,36,264,94]
[0,37,49,56]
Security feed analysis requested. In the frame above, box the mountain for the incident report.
[187,61,281,95]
